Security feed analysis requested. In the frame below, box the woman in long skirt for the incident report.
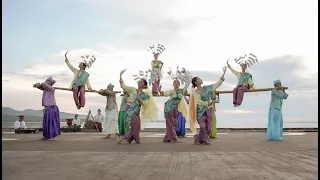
[161,79,189,143]
[209,92,218,138]
[35,76,61,141]
[176,96,189,137]
[267,79,288,141]
[189,67,226,145]
[117,69,159,144]
[118,91,129,137]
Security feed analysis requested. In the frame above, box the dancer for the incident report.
[267,80,289,141]
[118,91,130,137]
[176,94,189,137]
[65,51,93,109]
[147,44,166,95]
[161,79,189,143]
[227,59,255,107]
[209,92,219,138]
[118,69,158,144]
[98,83,119,139]
[189,67,227,145]
[34,76,61,140]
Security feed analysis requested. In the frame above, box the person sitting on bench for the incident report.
[94,109,104,132]
[72,114,81,129]
[14,115,27,134]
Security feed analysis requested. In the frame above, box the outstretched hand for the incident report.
[120,69,126,76]
[65,51,69,62]
[34,83,41,88]
[222,66,227,73]
[220,66,227,81]
[226,59,230,66]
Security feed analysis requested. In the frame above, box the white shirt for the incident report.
[72,118,81,125]
[94,114,104,123]
[14,120,27,129]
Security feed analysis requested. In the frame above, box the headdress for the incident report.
[80,55,96,68]
[45,76,56,85]
[234,53,258,68]
[146,44,166,55]
[167,66,192,85]
[133,69,160,86]
[273,79,281,85]
[107,83,114,90]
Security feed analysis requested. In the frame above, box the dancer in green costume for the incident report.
[209,92,218,138]
[118,91,129,137]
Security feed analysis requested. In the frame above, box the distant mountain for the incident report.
[2,107,88,122]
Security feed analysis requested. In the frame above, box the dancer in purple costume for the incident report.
[227,59,255,107]
[189,67,226,145]
[35,76,61,140]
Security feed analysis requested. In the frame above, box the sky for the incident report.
[2,0,318,128]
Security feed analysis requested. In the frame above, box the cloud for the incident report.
[2,0,318,128]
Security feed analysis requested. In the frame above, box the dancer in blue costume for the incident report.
[267,79,289,141]
[176,95,189,137]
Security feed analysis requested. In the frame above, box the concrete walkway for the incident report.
[2,132,318,180]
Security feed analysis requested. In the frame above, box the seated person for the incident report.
[14,115,27,134]
[72,114,81,129]
[93,109,104,132]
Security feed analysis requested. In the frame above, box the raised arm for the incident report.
[227,59,240,77]
[64,51,78,73]
[212,79,224,90]
[272,89,289,99]
[41,82,55,92]
[212,67,226,91]
[119,69,136,93]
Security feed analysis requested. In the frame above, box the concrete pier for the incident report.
[2,132,318,180]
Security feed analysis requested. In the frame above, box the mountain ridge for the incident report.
[2,107,89,122]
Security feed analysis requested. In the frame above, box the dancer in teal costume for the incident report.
[267,79,289,141]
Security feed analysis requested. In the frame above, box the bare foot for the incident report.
[193,135,200,145]
[117,138,124,144]
[103,135,111,139]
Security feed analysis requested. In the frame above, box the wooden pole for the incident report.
[123,87,288,97]
[33,84,122,94]
[215,87,288,94]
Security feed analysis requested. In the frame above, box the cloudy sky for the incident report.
[2,0,318,128]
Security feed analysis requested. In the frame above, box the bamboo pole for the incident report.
[122,87,288,97]
[215,87,288,94]
[33,84,122,94]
